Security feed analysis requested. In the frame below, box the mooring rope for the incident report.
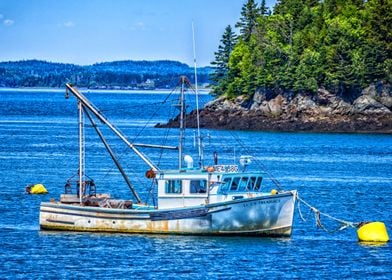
[296,193,360,233]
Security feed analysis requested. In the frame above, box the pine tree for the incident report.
[235,0,260,42]
[211,0,390,98]
[210,25,237,95]
[363,0,392,83]
[260,0,270,15]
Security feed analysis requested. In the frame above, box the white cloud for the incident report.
[3,19,14,26]
[63,21,75,28]
[130,22,145,31]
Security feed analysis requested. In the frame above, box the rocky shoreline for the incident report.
[156,83,392,133]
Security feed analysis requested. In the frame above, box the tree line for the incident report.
[210,0,391,99]
[0,59,212,89]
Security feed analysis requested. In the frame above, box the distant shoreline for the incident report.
[0,87,211,94]
[0,60,213,92]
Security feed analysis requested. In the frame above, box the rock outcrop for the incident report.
[157,82,392,133]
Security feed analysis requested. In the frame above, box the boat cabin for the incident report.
[157,167,265,209]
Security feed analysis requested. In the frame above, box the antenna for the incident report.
[192,21,202,167]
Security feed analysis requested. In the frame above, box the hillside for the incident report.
[0,59,213,89]
[209,0,391,99]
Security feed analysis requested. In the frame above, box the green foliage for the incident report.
[385,59,392,82]
[362,0,392,83]
[235,0,260,42]
[321,7,366,93]
[210,25,237,95]
[211,0,391,98]
[293,49,320,92]
[226,40,252,98]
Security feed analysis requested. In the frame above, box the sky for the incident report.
[0,0,276,66]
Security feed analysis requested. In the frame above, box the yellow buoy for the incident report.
[357,222,389,242]
[26,183,48,194]
[271,189,278,195]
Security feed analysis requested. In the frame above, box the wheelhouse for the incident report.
[157,170,212,209]
[156,169,266,209]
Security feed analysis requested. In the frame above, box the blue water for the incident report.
[0,89,391,279]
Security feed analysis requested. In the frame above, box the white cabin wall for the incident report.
[157,173,216,209]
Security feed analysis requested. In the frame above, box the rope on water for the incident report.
[296,193,360,233]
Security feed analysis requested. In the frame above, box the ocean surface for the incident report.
[0,88,391,279]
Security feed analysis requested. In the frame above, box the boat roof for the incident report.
[157,166,267,178]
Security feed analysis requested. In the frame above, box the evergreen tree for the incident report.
[260,0,270,15]
[363,0,392,83]
[235,0,260,42]
[211,0,391,98]
[320,1,367,94]
[210,25,237,95]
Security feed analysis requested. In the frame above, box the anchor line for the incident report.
[296,196,310,222]
[296,193,360,233]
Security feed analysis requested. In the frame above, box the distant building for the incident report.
[139,79,155,89]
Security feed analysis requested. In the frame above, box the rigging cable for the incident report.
[90,86,179,181]
[226,130,283,189]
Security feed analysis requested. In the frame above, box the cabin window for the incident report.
[248,177,262,191]
[219,177,232,193]
[230,177,240,191]
[219,176,263,193]
[165,180,182,194]
[247,177,257,190]
[254,177,262,190]
[238,177,249,191]
[190,180,207,193]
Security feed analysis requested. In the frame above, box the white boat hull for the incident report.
[40,191,296,237]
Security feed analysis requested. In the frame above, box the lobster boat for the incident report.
[40,80,296,236]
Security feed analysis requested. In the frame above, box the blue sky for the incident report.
[0,0,276,66]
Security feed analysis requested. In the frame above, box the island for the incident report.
[158,0,392,133]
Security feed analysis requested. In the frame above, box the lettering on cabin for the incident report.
[242,199,280,208]
[213,165,239,173]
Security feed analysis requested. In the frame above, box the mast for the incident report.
[78,101,84,205]
[178,76,186,169]
[192,21,203,167]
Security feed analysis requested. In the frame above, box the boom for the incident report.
[65,83,162,171]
